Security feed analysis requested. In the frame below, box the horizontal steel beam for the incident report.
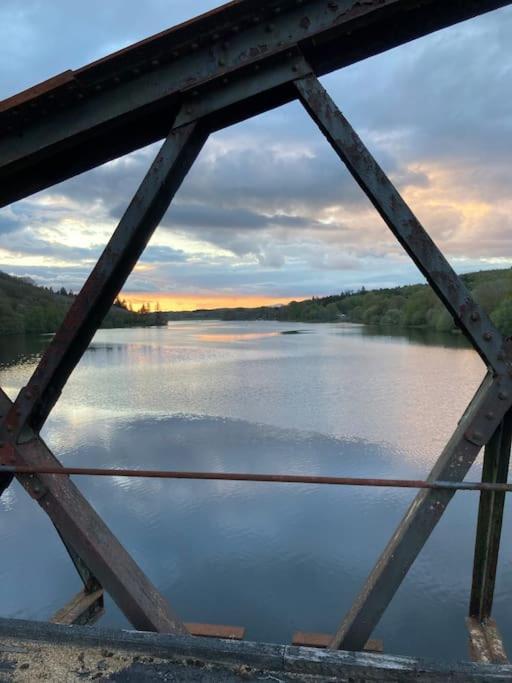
[1,0,509,206]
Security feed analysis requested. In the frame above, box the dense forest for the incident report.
[166,268,512,336]
[0,271,164,336]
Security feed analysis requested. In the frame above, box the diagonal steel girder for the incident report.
[0,118,208,633]
[294,73,512,651]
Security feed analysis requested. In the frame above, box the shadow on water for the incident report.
[0,334,49,369]
[359,325,470,349]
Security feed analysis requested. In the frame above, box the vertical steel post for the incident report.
[470,409,512,621]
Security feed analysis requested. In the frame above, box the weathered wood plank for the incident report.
[185,623,245,641]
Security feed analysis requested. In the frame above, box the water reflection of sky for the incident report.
[0,321,506,663]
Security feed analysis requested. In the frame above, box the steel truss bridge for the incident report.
[1,0,512,673]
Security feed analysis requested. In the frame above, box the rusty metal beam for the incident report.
[51,588,105,627]
[0,393,186,634]
[2,120,207,439]
[7,463,512,493]
[466,617,509,664]
[293,73,512,651]
[469,409,512,622]
[0,0,509,206]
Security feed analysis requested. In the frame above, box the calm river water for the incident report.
[0,321,510,662]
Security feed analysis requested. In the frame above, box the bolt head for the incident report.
[470,311,479,322]
[483,332,493,341]
[498,391,509,400]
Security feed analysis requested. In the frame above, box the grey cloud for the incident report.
[2,2,512,299]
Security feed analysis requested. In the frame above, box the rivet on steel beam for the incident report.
[473,431,483,443]
[486,412,495,420]
[483,332,493,341]
[274,6,282,13]
[470,311,479,322]
[151,59,160,67]
[218,58,226,66]
[222,77,229,84]
[498,391,509,400]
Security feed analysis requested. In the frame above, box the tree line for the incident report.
[0,271,165,336]
[164,268,512,336]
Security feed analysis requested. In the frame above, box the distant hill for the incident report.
[163,268,512,336]
[0,271,161,336]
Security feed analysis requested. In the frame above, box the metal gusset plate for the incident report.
[294,73,512,651]
[0,119,208,633]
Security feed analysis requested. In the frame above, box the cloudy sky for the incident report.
[1,1,512,310]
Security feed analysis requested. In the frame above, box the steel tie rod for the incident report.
[2,464,511,493]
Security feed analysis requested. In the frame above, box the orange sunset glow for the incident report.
[122,292,293,312]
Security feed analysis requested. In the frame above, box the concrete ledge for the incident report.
[1,618,512,681]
